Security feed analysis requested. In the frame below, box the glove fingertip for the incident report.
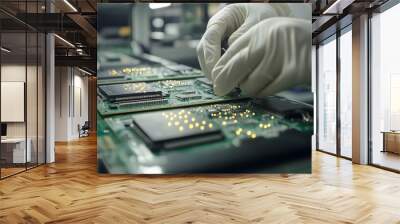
[213,81,233,96]
[213,86,227,96]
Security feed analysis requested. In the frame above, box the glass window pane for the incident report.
[312,45,317,150]
[318,36,337,154]
[0,1,46,179]
[371,4,400,171]
[25,0,40,169]
[340,29,352,158]
[1,31,28,177]
[27,31,38,169]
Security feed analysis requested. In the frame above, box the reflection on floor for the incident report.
[0,167,25,178]
[373,150,400,171]
[0,135,400,223]
[0,163,43,179]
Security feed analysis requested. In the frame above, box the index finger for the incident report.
[197,5,245,79]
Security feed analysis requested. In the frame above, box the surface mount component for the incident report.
[195,77,213,88]
[161,80,193,90]
[132,110,224,150]
[98,70,125,80]
[164,64,199,73]
[176,93,202,101]
[99,83,163,103]
[179,90,196,94]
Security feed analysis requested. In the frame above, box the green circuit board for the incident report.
[97,77,247,116]
[98,99,313,174]
[97,50,313,173]
[98,52,203,85]
[98,64,203,85]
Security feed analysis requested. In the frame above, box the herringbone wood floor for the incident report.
[1,135,400,224]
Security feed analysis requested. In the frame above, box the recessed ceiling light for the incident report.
[1,47,11,53]
[149,3,171,10]
[63,0,78,12]
[54,34,75,48]
[322,0,353,15]
[78,67,92,76]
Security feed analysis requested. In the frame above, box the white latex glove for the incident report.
[196,3,294,80]
[212,17,311,97]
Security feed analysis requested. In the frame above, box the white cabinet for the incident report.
[1,138,32,163]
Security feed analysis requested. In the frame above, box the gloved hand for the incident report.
[212,18,311,97]
[196,3,294,80]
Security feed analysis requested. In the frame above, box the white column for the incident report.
[45,1,55,163]
[352,14,369,164]
[46,33,55,163]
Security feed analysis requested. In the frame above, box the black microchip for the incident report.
[132,110,224,150]
[99,83,162,103]
[105,55,121,62]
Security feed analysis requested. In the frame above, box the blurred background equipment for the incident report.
[99,3,224,69]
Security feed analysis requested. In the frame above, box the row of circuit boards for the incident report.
[97,77,246,116]
[98,52,203,84]
[97,51,313,174]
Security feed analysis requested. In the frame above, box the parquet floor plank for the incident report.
[1,135,400,223]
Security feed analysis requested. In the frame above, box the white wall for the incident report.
[71,74,89,138]
[1,65,26,139]
[54,67,69,141]
[54,67,89,141]
[1,65,26,81]
[75,74,89,123]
